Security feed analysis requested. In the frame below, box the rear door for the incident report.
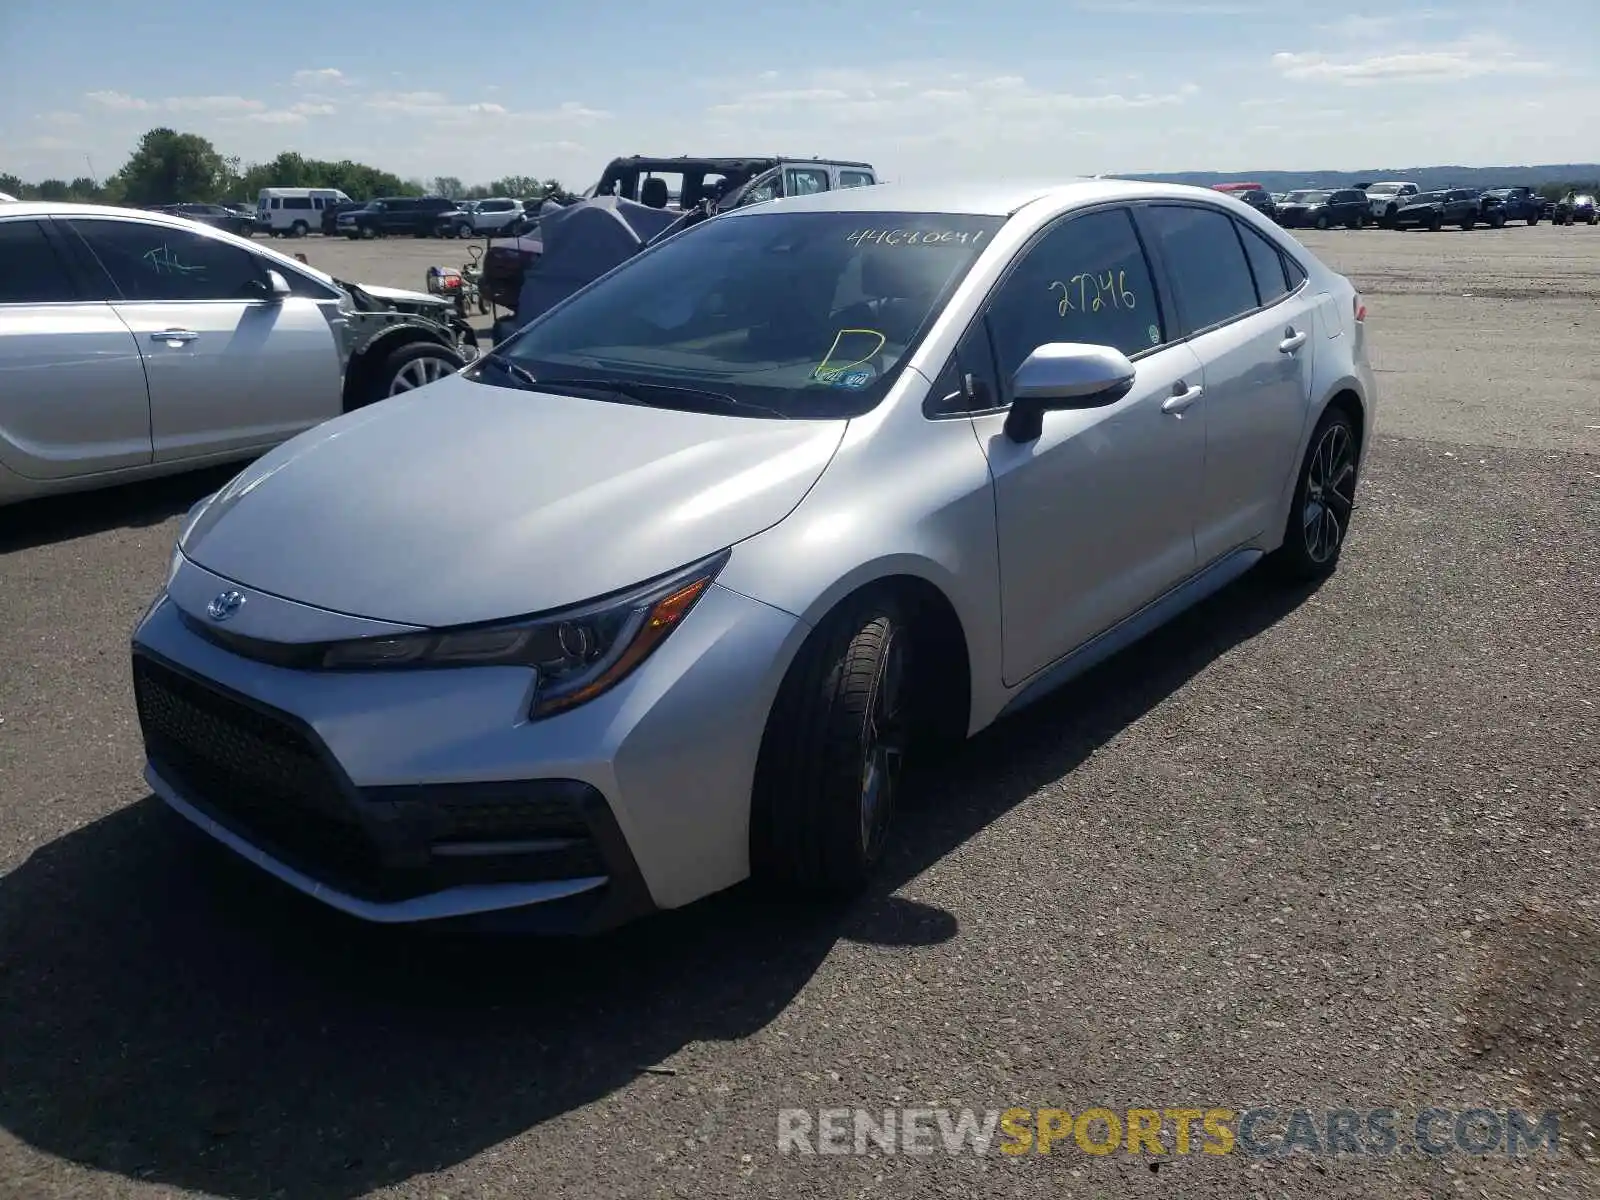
[62,216,343,463]
[1135,203,1316,564]
[0,216,152,480]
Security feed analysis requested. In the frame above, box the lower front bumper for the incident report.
[137,647,658,932]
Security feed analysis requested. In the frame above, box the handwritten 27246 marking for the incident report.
[1049,271,1136,316]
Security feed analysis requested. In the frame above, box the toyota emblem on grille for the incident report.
[207,590,245,621]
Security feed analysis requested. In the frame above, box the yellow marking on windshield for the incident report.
[813,328,887,384]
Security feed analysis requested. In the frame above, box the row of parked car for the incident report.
[1217,180,1598,231]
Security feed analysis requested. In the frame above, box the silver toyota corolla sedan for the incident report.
[131,179,1376,932]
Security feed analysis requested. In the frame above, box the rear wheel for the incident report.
[1272,407,1359,582]
[750,593,916,895]
[290,220,309,238]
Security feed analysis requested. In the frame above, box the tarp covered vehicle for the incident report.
[482,154,878,338]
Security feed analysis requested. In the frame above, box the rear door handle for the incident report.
[1161,382,1203,414]
[1279,328,1308,354]
[149,329,199,344]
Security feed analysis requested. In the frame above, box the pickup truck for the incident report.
[1478,187,1542,226]
[1365,181,1420,227]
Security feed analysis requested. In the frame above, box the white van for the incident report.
[256,187,353,236]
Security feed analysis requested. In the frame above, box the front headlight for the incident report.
[319,550,730,720]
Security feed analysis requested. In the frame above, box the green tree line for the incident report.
[2,127,574,207]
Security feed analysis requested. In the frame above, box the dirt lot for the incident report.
[0,224,1597,1200]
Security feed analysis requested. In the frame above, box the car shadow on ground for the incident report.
[0,570,1321,1199]
[0,464,243,555]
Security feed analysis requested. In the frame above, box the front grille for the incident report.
[134,654,611,902]
[132,654,380,887]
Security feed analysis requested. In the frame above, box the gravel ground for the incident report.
[0,224,1597,1200]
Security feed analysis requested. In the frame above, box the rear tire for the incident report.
[290,220,309,238]
[750,593,916,896]
[1271,407,1360,583]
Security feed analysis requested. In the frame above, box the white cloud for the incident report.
[291,68,349,86]
[1271,36,1549,84]
[84,90,265,114]
[360,91,607,123]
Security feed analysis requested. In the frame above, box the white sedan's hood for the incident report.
[356,282,444,307]
[181,373,846,627]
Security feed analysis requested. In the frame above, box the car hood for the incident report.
[356,283,442,307]
[179,373,847,627]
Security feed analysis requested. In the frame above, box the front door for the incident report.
[0,217,152,480]
[1136,204,1318,563]
[62,217,343,463]
[966,205,1205,686]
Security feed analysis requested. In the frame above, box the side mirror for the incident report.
[262,270,292,300]
[1003,343,1137,443]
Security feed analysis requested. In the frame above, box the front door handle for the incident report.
[1278,328,1308,354]
[1161,382,1203,414]
[149,329,199,344]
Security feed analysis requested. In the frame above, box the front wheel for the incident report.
[1527,215,1539,226]
[750,593,915,895]
[1271,407,1359,582]
[366,340,466,406]
[1314,214,1330,230]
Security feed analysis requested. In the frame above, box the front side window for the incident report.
[1141,204,1259,334]
[0,220,76,303]
[66,220,267,302]
[737,175,781,207]
[839,171,876,189]
[986,206,1164,378]
[492,210,1005,419]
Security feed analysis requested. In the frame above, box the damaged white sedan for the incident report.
[0,202,477,506]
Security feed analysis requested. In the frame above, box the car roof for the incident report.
[718,177,1249,217]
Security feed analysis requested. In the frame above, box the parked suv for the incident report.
[1554,193,1598,225]
[462,197,525,236]
[337,196,469,239]
[1392,189,1483,231]
[1275,188,1366,229]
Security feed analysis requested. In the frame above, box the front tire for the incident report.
[750,593,913,895]
[1272,407,1359,582]
[368,340,466,405]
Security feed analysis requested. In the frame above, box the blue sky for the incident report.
[2,0,1595,189]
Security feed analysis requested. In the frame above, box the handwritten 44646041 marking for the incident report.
[1049,271,1136,317]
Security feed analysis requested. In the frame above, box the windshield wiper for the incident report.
[531,377,790,419]
[473,352,541,390]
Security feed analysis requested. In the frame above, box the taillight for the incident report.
[1353,293,1366,323]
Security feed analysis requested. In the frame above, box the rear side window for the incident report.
[0,220,76,303]
[838,171,876,189]
[1141,205,1259,333]
[283,197,313,210]
[1284,256,1308,289]
[987,206,1165,369]
[786,168,829,195]
[67,220,266,302]
[1234,220,1289,306]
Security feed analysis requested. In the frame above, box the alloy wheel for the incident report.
[1302,422,1356,564]
[859,626,907,860]
[388,354,458,395]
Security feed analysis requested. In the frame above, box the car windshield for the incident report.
[1413,192,1447,203]
[1287,191,1328,203]
[488,209,1005,419]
